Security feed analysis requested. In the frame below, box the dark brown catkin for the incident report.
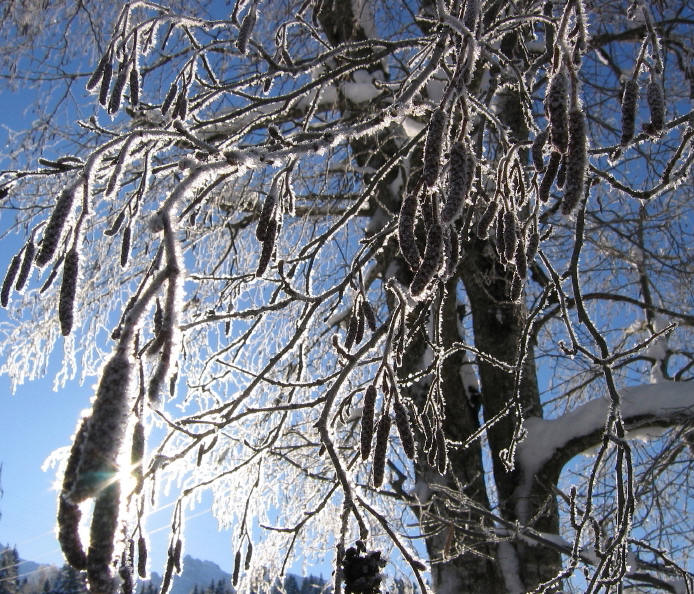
[161,82,178,115]
[477,199,498,239]
[502,210,517,262]
[526,230,540,263]
[236,4,257,54]
[515,237,528,279]
[556,155,567,189]
[86,53,110,92]
[362,299,377,331]
[137,537,147,578]
[531,128,548,172]
[344,311,358,351]
[35,187,76,267]
[108,61,129,115]
[172,89,188,120]
[361,385,377,460]
[539,151,561,202]
[161,554,175,594]
[244,541,253,570]
[232,550,241,586]
[104,211,125,236]
[120,225,131,268]
[129,66,140,106]
[173,538,182,573]
[546,70,569,153]
[495,212,506,263]
[372,413,391,488]
[1,254,20,307]
[59,249,79,336]
[442,225,459,280]
[410,221,443,297]
[57,497,87,570]
[393,397,415,459]
[620,79,639,145]
[131,421,145,490]
[423,109,446,187]
[645,77,665,134]
[255,219,277,277]
[510,272,522,302]
[562,110,587,215]
[86,482,120,593]
[98,61,113,107]
[354,303,365,345]
[256,191,276,242]
[441,142,470,223]
[398,191,420,269]
[15,240,34,292]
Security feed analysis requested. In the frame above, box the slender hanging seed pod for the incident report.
[104,211,125,236]
[131,421,145,490]
[232,550,241,586]
[86,53,110,92]
[546,70,569,153]
[137,537,147,579]
[441,142,470,223]
[361,385,377,460]
[620,79,639,145]
[398,191,420,269]
[539,151,561,202]
[35,186,76,267]
[237,3,257,54]
[59,249,79,336]
[372,413,391,488]
[354,303,365,345]
[435,427,447,475]
[393,396,415,459]
[423,109,447,187]
[344,311,358,351]
[172,89,188,120]
[531,128,549,172]
[15,240,35,292]
[510,272,523,302]
[503,210,517,263]
[58,497,87,570]
[98,61,113,107]
[120,225,131,268]
[255,219,277,277]
[645,77,665,134]
[244,541,253,570]
[161,81,178,115]
[562,110,587,215]
[172,539,182,573]
[477,199,498,239]
[129,66,140,106]
[526,230,540,263]
[86,482,120,594]
[256,191,276,242]
[410,222,443,297]
[362,299,377,332]
[515,236,528,279]
[556,155,567,189]
[1,254,20,307]
[495,212,506,263]
[108,61,129,115]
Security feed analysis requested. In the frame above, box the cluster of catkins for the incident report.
[341,543,386,594]
[620,72,665,143]
[361,371,415,488]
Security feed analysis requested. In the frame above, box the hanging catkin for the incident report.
[129,65,140,106]
[86,482,120,593]
[255,219,277,277]
[256,191,276,242]
[59,249,79,336]
[620,79,639,145]
[393,393,415,459]
[546,70,569,153]
[120,225,131,268]
[476,199,498,239]
[502,210,517,263]
[86,53,110,92]
[98,61,113,107]
[361,384,377,460]
[372,413,391,488]
[410,222,443,297]
[441,142,472,223]
[15,240,34,292]
[137,536,148,578]
[35,186,76,266]
[435,426,447,474]
[1,254,20,307]
[526,229,540,263]
[398,190,420,269]
[645,76,665,134]
[108,61,129,115]
[161,82,178,115]
[514,237,528,279]
[539,151,561,202]
[562,110,587,215]
[423,109,446,187]
[131,421,145,491]
[531,128,548,172]
[362,299,377,332]
[236,3,257,54]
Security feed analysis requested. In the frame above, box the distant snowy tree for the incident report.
[0,547,20,594]
[1,1,694,593]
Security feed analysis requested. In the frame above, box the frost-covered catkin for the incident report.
[236,3,257,54]
[172,539,182,573]
[120,225,131,268]
[463,0,479,31]
[398,191,420,269]
[255,219,276,277]
[15,240,34,292]
[35,186,76,267]
[108,61,129,115]
[361,385,377,460]
[423,109,446,187]
[556,155,566,189]
[172,89,188,120]
[531,128,548,172]
[393,396,415,459]
[58,497,87,570]
[161,82,178,115]
[344,311,358,351]
[129,66,140,106]
[620,79,639,145]
[539,151,561,202]
[362,299,377,332]
[645,77,665,134]
[86,53,110,92]
[442,225,460,280]
[477,199,498,239]
[59,249,79,336]
[256,191,276,242]
[372,413,391,488]
[1,254,20,307]
[244,541,253,570]
[435,427,447,475]
[510,272,522,302]
[410,222,443,297]
[68,351,132,502]
[503,210,517,262]
[87,482,120,593]
[354,304,365,346]
[98,61,113,107]
[137,537,148,579]
[131,421,145,491]
[441,142,472,223]
[526,229,540,263]
[562,110,587,215]
[546,70,569,153]
[232,550,241,585]
[515,237,527,279]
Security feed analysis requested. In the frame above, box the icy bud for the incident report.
[423,109,447,187]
